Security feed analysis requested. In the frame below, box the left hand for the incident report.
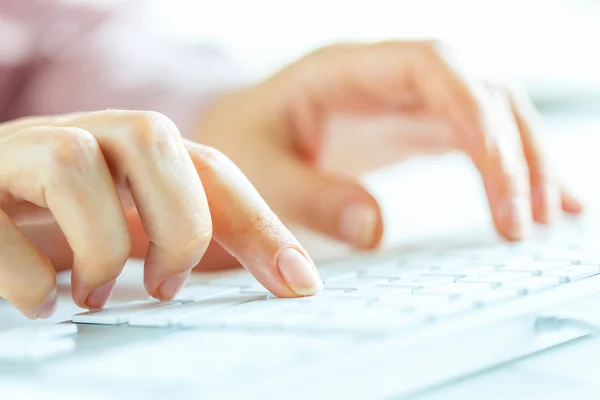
[27,41,583,273]
[194,40,582,264]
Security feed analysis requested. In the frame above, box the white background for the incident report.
[141,0,600,102]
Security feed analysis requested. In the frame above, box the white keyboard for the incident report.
[5,221,600,400]
[70,228,600,336]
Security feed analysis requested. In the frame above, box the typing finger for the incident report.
[185,140,323,298]
[0,126,130,309]
[0,209,57,319]
[65,111,213,301]
[297,41,533,240]
[502,84,583,221]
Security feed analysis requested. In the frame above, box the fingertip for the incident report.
[84,279,116,310]
[531,183,561,225]
[24,286,58,319]
[561,190,584,214]
[495,195,532,242]
[275,246,323,297]
[155,270,190,301]
[339,197,384,250]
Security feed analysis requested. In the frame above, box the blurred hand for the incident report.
[1,111,323,319]
[194,40,582,267]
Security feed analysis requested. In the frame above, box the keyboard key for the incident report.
[175,285,241,302]
[503,277,560,294]
[73,300,182,325]
[500,261,567,276]
[180,298,299,328]
[325,277,389,290]
[436,264,498,273]
[544,265,600,283]
[371,294,449,312]
[228,312,322,330]
[535,249,600,263]
[240,284,272,295]
[422,299,476,319]
[360,264,423,279]
[459,271,531,285]
[297,289,345,300]
[416,282,491,296]
[289,298,369,315]
[317,269,360,284]
[344,286,412,299]
[400,256,469,268]
[208,273,257,287]
[381,276,453,289]
[422,271,467,279]
[464,289,521,306]
[129,294,265,327]
[304,310,425,332]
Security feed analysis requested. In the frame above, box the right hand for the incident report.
[0,110,323,319]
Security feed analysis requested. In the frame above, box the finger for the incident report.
[467,89,533,240]
[0,126,130,309]
[125,208,241,272]
[0,209,57,319]
[321,112,457,175]
[19,222,73,272]
[403,42,533,240]
[561,188,584,214]
[285,42,533,240]
[503,84,583,222]
[2,110,213,301]
[249,136,383,249]
[185,141,323,298]
[57,111,212,301]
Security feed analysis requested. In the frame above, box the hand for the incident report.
[0,111,323,319]
[196,40,582,257]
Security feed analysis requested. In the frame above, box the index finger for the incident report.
[185,141,323,298]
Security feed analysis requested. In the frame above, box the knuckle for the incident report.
[187,143,231,173]
[126,111,181,151]
[82,240,131,285]
[46,128,101,170]
[171,226,213,268]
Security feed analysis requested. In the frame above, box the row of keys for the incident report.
[70,264,600,333]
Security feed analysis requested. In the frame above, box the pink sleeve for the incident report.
[9,1,249,138]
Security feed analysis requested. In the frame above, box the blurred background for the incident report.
[120,0,600,250]
[139,0,600,111]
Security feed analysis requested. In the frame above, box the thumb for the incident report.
[271,156,384,250]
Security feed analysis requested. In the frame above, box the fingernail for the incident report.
[27,287,58,319]
[85,280,116,310]
[157,271,190,301]
[340,202,378,248]
[505,195,532,240]
[277,247,323,296]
